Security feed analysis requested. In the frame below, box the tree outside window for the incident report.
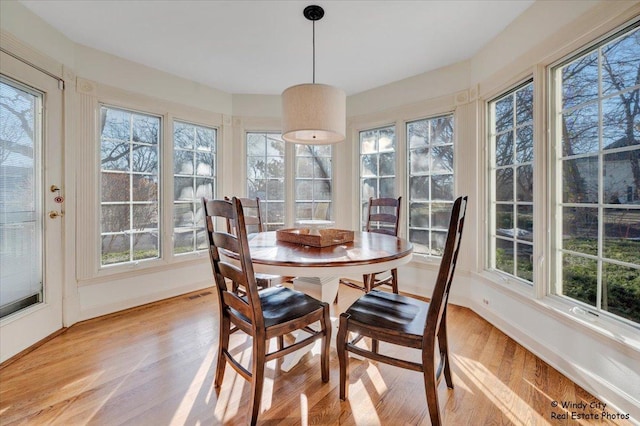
[553,23,640,324]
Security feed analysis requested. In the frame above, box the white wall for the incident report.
[2,0,639,420]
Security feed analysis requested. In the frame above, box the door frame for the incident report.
[0,36,76,363]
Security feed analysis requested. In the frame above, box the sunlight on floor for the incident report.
[84,355,150,424]
[299,393,309,426]
[455,354,547,425]
[348,364,385,425]
[170,345,215,424]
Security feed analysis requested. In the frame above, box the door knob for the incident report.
[49,210,64,219]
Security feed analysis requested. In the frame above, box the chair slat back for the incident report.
[424,196,468,340]
[203,197,264,329]
[365,196,402,236]
[224,197,264,235]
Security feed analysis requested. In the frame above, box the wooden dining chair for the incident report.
[203,197,331,426]
[224,196,294,290]
[337,195,467,426]
[339,196,402,294]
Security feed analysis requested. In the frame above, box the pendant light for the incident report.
[281,5,346,144]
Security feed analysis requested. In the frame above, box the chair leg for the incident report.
[249,337,266,426]
[321,304,331,382]
[337,314,350,400]
[423,344,442,426]
[390,268,399,294]
[214,314,230,388]
[438,314,454,389]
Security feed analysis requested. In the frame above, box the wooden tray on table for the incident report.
[275,228,354,247]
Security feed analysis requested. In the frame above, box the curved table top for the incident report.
[243,231,413,277]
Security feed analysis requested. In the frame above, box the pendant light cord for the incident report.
[312,19,316,84]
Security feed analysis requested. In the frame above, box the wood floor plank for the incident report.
[0,287,632,425]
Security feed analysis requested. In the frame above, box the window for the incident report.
[407,115,455,256]
[488,82,534,283]
[100,106,160,266]
[246,132,285,230]
[295,144,332,221]
[359,126,396,229]
[173,120,216,255]
[552,22,640,324]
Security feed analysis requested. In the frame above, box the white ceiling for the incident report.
[20,0,534,96]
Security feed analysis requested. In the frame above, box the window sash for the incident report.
[99,105,161,267]
[550,22,640,326]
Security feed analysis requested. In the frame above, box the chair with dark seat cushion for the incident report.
[203,197,331,426]
[337,195,467,426]
[339,196,402,294]
[224,196,294,291]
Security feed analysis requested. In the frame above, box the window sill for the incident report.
[472,271,640,354]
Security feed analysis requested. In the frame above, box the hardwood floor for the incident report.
[0,286,630,425]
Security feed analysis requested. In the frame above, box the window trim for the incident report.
[75,78,223,284]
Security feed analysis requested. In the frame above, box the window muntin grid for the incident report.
[552,23,640,325]
[246,132,285,230]
[100,105,160,266]
[407,114,455,256]
[173,120,216,255]
[295,144,332,222]
[489,81,534,283]
[359,126,396,230]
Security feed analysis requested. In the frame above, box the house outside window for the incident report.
[551,22,640,325]
[359,126,396,229]
[488,81,534,283]
[407,114,455,256]
[173,120,216,255]
[100,106,160,266]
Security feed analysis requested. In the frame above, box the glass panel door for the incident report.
[0,77,43,318]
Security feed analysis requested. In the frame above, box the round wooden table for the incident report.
[244,231,413,371]
[246,230,413,278]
